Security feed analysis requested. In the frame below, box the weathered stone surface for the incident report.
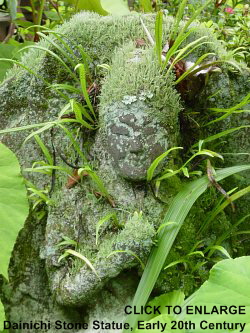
[0,11,249,333]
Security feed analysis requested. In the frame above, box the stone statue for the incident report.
[0,12,249,333]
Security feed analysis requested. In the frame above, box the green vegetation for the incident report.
[124,165,250,331]
[132,256,250,333]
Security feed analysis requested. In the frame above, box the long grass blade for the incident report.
[107,250,145,270]
[205,93,250,126]
[70,99,94,124]
[23,123,55,144]
[147,147,183,181]
[41,30,80,64]
[162,27,197,69]
[69,99,94,128]
[215,214,250,245]
[166,36,208,76]
[49,83,82,95]
[63,249,100,279]
[192,125,250,148]
[37,32,77,68]
[75,63,96,120]
[34,135,53,165]
[0,122,55,135]
[57,123,88,163]
[96,213,117,245]
[169,0,187,41]
[175,52,215,84]
[18,45,79,82]
[200,185,250,234]
[155,10,163,65]
[0,58,50,86]
[180,0,212,36]
[80,166,110,199]
[205,245,231,259]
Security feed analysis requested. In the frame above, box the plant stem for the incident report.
[37,0,46,27]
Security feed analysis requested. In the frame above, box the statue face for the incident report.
[106,110,168,181]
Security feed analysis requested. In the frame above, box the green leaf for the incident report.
[156,221,177,234]
[175,52,215,84]
[0,57,49,86]
[18,45,79,82]
[96,213,117,245]
[0,143,29,279]
[43,10,60,21]
[70,99,94,124]
[0,44,16,82]
[56,236,77,248]
[166,36,209,77]
[164,259,188,270]
[101,0,130,15]
[206,93,250,126]
[76,0,108,15]
[139,0,153,12]
[184,257,250,332]
[64,249,100,279]
[0,121,54,136]
[200,185,250,234]
[146,291,185,320]
[49,83,82,95]
[107,250,145,270]
[180,0,212,36]
[205,245,231,259]
[162,27,197,70]
[75,63,96,120]
[169,0,187,41]
[79,166,110,199]
[182,167,189,178]
[57,124,87,163]
[192,126,250,148]
[34,135,53,165]
[37,32,77,68]
[147,147,183,181]
[0,41,34,82]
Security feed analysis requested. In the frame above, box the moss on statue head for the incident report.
[100,43,181,132]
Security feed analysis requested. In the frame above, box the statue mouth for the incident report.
[114,157,150,181]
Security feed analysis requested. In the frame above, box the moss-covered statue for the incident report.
[0,12,249,333]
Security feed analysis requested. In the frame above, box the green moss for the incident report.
[100,43,181,131]
[114,211,155,256]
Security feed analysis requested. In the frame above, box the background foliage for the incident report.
[0,0,249,81]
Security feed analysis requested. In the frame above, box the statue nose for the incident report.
[129,138,143,154]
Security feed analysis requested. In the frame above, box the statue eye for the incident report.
[144,127,155,135]
[111,125,129,136]
[113,131,130,137]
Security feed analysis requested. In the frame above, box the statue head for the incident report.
[103,101,169,181]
